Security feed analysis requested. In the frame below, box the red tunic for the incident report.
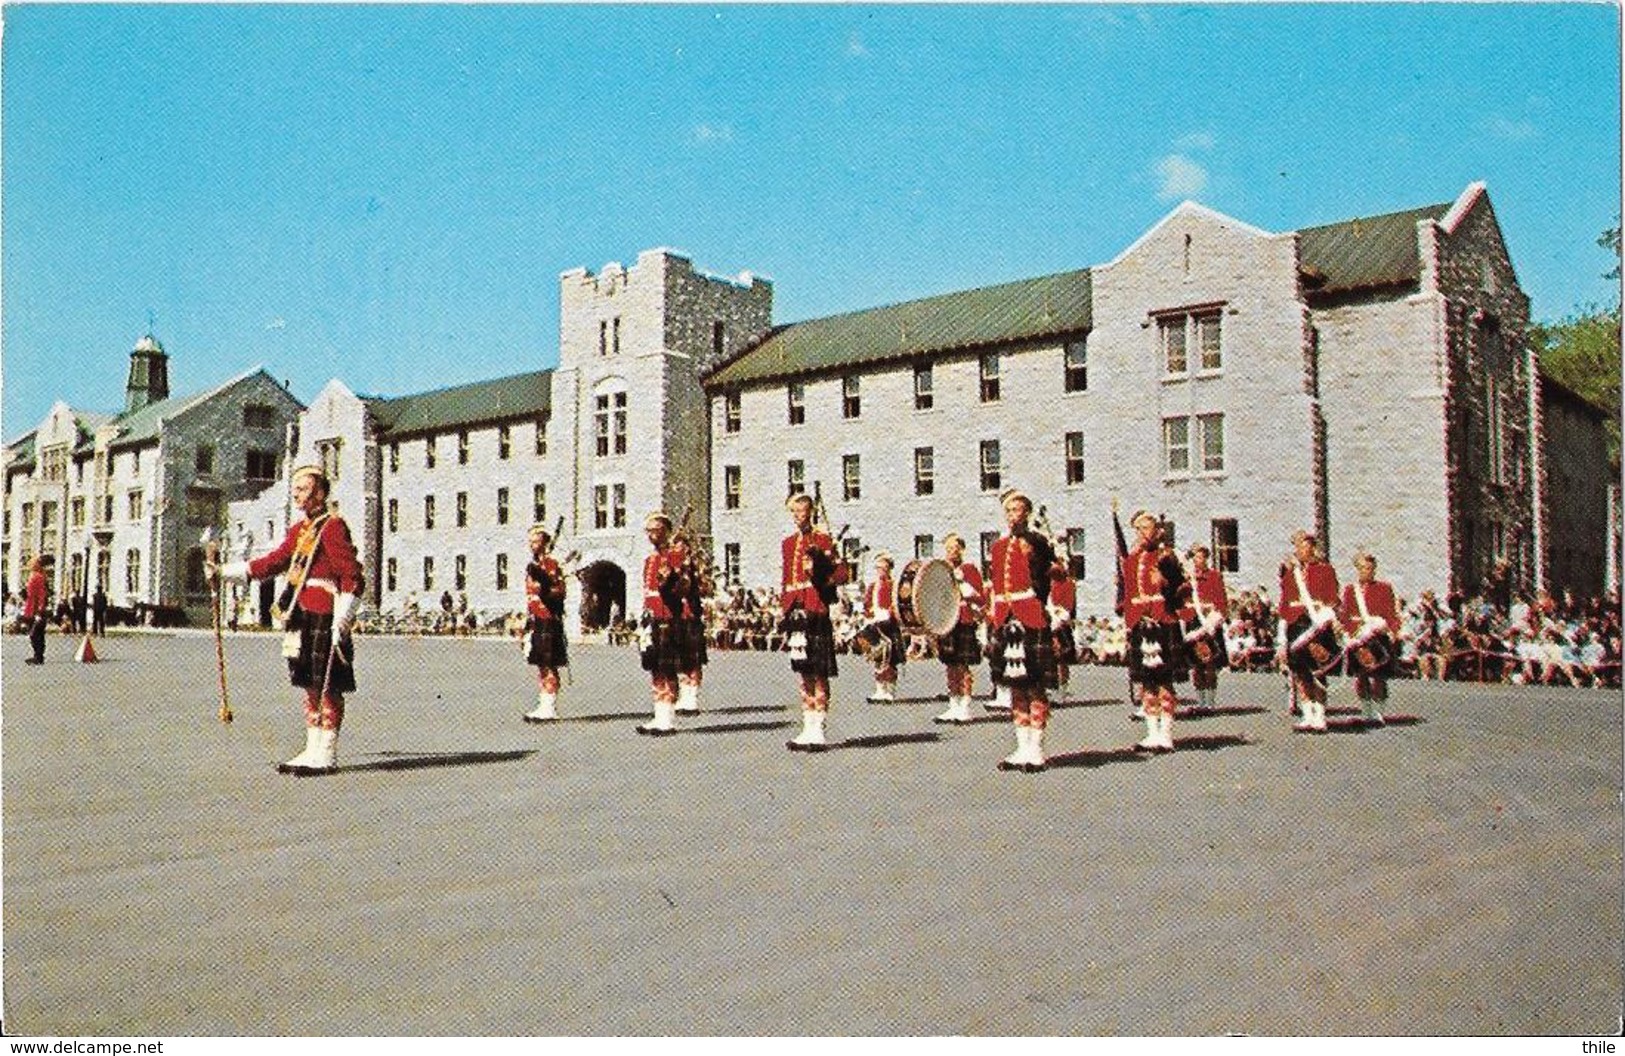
[780,529,845,615]
[1339,579,1400,636]
[953,562,986,625]
[525,555,566,622]
[1278,560,1339,624]
[22,570,47,619]
[864,575,895,620]
[249,514,362,615]
[1179,567,1228,622]
[988,533,1048,630]
[1122,546,1175,626]
[641,548,682,621]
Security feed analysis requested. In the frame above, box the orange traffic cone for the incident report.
[75,634,99,663]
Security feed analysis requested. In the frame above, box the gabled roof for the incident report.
[365,370,553,439]
[1297,201,1453,295]
[704,268,1092,389]
[95,367,285,453]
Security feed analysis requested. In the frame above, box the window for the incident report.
[127,489,143,521]
[533,484,547,525]
[914,363,934,410]
[979,531,999,576]
[613,317,623,355]
[185,548,209,596]
[388,499,398,533]
[21,503,34,529]
[594,392,628,456]
[612,483,626,528]
[594,485,609,530]
[724,391,741,434]
[1064,338,1088,393]
[386,557,398,593]
[1196,312,1222,371]
[70,498,85,528]
[389,442,400,474]
[498,425,511,460]
[96,551,111,591]
[979,353,1001,402]
[102,496,114,524]
[786,459,805,499]
[725,465,742,510]
[423,556,435,591]
[979,440,1001,492]
[723,543,741,584]
[599,320,609,357]
[914,534,934,560]
[535,412,550,456]
[317,438,342,482]
[454,554,467,591]
[842,454,861,501]
[495,552,509,591]
[195,445,215,475]
[787,382,806,426]
[1211,518,1240,573]
[842,375,861,419]
[425,436,437,469]
[496,487,510,525]
[132,449,141,474]
[458,431,470,465]
[424,495,436,530]
[1065,431,1086,485]
[243,403,277,429]
[1163,418,1191,474]
[245,449,278,483]
[1066,529,1087,580]
[712,320,725,359]
[841,536,863,573]
[125,548,141,594]
[1158,316,1189,375]
[914,447,935,496]
[452,491,467,528]
[40,501,56,530]
[1197,413,1225,472]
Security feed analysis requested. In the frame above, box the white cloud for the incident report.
[1487,115,1537,142]
[1155,154,1208,201]
[689,123,735,145]
[1175,131,1216,152]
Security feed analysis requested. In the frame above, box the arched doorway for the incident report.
[578,561,626,632]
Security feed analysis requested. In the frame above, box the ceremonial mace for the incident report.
[201,527,233,724]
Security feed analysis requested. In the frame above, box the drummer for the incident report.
[933,532,987,724]
[1339,550,1400,726]
[1277,529,1341,732]
[862,553,905,702]
[1122,510,1187,752]
[1180,543,1230,713]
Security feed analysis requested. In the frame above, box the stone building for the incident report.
[704,183,1543,611]
[1536,372,1617,601]
[3,336,304,622]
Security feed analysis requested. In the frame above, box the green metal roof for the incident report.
[366,369,552,439]
[704,268,1092,389]
[1298,202,1452,295]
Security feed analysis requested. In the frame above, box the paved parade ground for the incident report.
[2,631,1620,1037]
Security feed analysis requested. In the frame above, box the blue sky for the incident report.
[3,3,1620,434]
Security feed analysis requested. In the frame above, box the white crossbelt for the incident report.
[304,578,339,595]
[992,589,1035,603]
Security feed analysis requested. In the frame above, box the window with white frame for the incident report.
[425,435,437,468]
[496,487,509,525]
[1197,413,1225,472]
[1064,338,1088,393]
[786,459,805,499]
[498,424,511,460]
[1163,417,1191,474]
[724,391,741,434]
[613,317,622,355]
[1158,316,1189,375]
[318,438,342,480]
[456,491,468,528]
[612,483,626,528]
[127,489,143,521]
[1064,431,1085,485]
[914,363,934,410]
[1211,518,1240,573]
[386,557,398,593]
[424,495,437,530]
[979,353,1001,402]
[389,442,400,473]
[723,543,741,585]
[533,484,546,525]
[593,485,609,530]
[788,382,806,425]
[423,556,435,591]
[454,554,467,591]
[495,552,509,591]
[125,548,141,594]
[979,440,1001,492]
[725,465,742,510]
[842,375,861,419]
[535,411,550,456]
[842,454,861,501]
[914,534,934,560]
[1066,528,1087,580]
[388,498,398,533]
[1196,312,1222,371]
[915,447,934,496]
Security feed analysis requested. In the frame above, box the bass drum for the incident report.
[897,558,960,637]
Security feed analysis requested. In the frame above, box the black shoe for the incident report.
[637,725,676,737]
[24,658,42,665]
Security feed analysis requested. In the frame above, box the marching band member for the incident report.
[987,488,1066,772]
[1047,565,1078,696]
[1277,529,1341,733]
[669,524,710,716]
[1181,543,1229,713]
[636,512,704,736]
[1123,511,1187,752]
[863,553,904,702]
[1340,550,1400,726]
[213,465,363,775]
[933,532,986,724]
[780,493,849,751]
[521,524,569,722]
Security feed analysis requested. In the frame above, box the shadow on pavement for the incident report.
[1177,705,1269,719]
[344,749,537,773]
[686,719,795,735]
[836,732,943,751]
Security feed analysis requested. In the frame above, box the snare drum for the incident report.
[1345,628,1394,676]
[1287,614,1342,676]
[897,558,960,637]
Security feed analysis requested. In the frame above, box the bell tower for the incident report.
[125,334,170,414]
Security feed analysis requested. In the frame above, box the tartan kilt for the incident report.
[987,622,1060,690]
[525,617,569,669]
[785,610,839,679]
[1053,622,1077,665]
[1127,619,1187,688]
[936,621,984,667]
[1183,621,1229,673]
[287,609,356,695]
[641,617,706,674]
[865,619,907,667]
